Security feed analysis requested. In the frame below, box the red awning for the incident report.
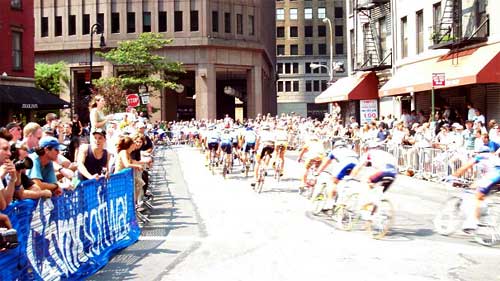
[379,42,500,97]
[315,71,379,103]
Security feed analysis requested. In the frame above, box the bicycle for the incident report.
[273,145,286,182]
[332,177,395,239]
[244,149,256,178]
[208,147,218,176]
[434,178,500,246]
[298,159,322,199]
[254,150,272,194]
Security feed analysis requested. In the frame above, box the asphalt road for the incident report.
[91,145,500,281]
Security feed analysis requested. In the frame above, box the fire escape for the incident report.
[430,0,489,50]
[354,0,392,72]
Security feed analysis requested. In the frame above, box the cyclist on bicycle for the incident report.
[451,147,500,232]
[315,141,359,210]
[251,124,275,187]
[219,127,234,170]
[297,132,325,189]
[205,125,220,166]
[273,123,289,177]
[241,125,257,173]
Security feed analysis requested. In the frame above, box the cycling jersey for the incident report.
[473,153,500,195]
[220,132,233,145]
[244,130,257,144]
[207,131,220,144]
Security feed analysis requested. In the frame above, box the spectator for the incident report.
[467,103,477,121]
[22,122,43,153]
[42,113,61,140]
[12,144,52,200]
[0,136,17,208]
[77,128,109,182]
[114,136,144,205]
[6,122,22,144]
[478,133,500,152]
[26,136,69,196]
[462,120,476,150]
[376,123,389,142]
[473,109,485,125]
[89,95,112,133]
[71,114,83,137]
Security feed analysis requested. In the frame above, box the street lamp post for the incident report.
[322,17,334,83]
[89,23,106,89]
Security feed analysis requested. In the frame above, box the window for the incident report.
[277,81,283,92]
[159,11,167,32]
[111,13,120,33]
[143,12,151,32]
[224,13,231,33]
[290,26,298,37]
[236,14,243,34]
[175,11,183,32]
[11,0,21,9]
[277,63,283,74]
[433,2,441,28]
[321,80,328,91]
[277,27,285,38]
[284,63,290,74]
[190,10,199,31]
[97,13,104,33]
[83,14,90,35]
[276,9,285,20]
[290,44,298,55]
[335,7,343,19]
[313,80,320,92]
[312,62,320,73]
[277,45,285,56]
[305,44,313,55]
[12,31,22,70]
[318,44,327,55]
[304,8,313,20]
[305,62,311,73]
[127,12,136,33]
[320,62,327,74]
[292,63,299,74]
[304,26,313,37]
[293,81,299,92]
[350,29,355,68]
[289,8,298,20]
[416,10,424,54]
[336,43,344,55]
[378,17,387,57]
[285,81,291,92]
[68,15,76,35]
[212,11,219,32]
[54,16,62,37]
[318,8,326,19]
[335,25,343,37]
[305,80,312,92]
[401,17,408,58]
[318,25,326,37]
[248,15,255,35]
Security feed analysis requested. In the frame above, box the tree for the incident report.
[34,61,69,95]
[94,32,183,112]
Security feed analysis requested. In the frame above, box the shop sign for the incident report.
[432,73,446,87]
[22,104,38,109]
[360,99,378,124]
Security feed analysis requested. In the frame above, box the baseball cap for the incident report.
[92,128,107,138]
[39,136,66,150]
[6,122,21,130]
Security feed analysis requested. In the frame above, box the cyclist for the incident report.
[315,141,359,210]
[451,147,500,232]
[273,123,289,177]
[350,142,398,219]
[205,125,220,167]
[297,133,326,190]
[251,124,275,187]
[219,127,234,171]
[241,125,257,173]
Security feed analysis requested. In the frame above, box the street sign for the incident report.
[126,94,140,107]
[432,73,446,87]
[140,93,150,105]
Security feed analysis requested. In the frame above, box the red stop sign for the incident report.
[126,94,140,107]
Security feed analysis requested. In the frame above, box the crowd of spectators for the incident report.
[0,95,156,244]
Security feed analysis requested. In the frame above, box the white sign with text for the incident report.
[360,99,378,124]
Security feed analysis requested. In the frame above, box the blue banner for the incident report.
[0,168,140,280]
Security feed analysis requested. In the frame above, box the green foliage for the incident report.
[92,77,128,114]
[96,32,183,91]
[34,61,69,95]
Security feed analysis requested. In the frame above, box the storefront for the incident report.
[379,42,500,122]
[315,71,379,125]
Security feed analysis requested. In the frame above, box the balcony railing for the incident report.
[356,0,390,10]
[429,15,489,50]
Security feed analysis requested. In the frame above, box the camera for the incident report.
[0,228,19,250]
[10,143,33,170]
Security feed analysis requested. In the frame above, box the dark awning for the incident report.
[0,85,70,110]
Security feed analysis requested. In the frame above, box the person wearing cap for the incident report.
[6,122,22,144]
[77,128,109,182]
[251,124,275,187]
[26,136,69,196]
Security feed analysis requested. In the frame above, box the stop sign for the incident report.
[126,94,140,107]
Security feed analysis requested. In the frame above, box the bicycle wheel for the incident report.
[222,164,227,179]
[368,199,394,239]
[256,173,265,194]
[433,196,464,236]
[474,212,500,247]
[333,193,359,231]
